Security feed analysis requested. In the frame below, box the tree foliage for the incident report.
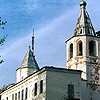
[0,83,15,93]
[0,17,7,64]
[0,85,7,93]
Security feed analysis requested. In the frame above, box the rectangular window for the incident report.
[21,90,24,100]
[12,94,14,100]
[68,84,74,99]
[34,83,37,96]
[40,80,43,94]
[6,97,8,100]
[15,93,17,100]
[18,91,20,100]
[25,88,28,99]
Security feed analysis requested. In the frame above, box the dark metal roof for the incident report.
[73,1,96,37]
[18,46,39,70]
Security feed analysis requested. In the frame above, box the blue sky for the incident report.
[0,0,100,87]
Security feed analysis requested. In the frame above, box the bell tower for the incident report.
[66,0,100,80]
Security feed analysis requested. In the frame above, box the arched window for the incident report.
[77,41,83,56]
[88,29,90,34]
[80,29,82,34]
[89,41,96,56]
[69,43,73,59]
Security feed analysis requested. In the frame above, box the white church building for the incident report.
[0,1,100,100]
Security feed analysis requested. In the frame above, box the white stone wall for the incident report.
[46,69,82,100]
[16,67,38,83]
[81,80,100,100]
[16,68,29,83]
[1,70,46,100]
[66,36,87,79]
[66,36,100,80]
[2,68,100,100]
[1,67,82,100]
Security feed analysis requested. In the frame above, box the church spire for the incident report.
[32,28,35,55]
[74,0,96,36]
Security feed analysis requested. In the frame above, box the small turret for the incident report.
[16,31,39,83]
[66,0,100,80]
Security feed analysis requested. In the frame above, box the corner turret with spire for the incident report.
[16,30,39,83]
[66,0,100,80]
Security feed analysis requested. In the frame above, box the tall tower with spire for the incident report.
[16,32,39,83]
[66,0,100,81]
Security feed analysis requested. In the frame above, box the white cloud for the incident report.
[4,1,99,66]
[16,0,39,14]
[0,5,78,67]
[1,34,31,57]
[36,6,78,39]
[24,0,39,12]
